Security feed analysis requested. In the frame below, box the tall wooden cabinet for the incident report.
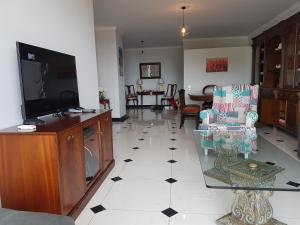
[0,110,114,218]
[252,12,300,135]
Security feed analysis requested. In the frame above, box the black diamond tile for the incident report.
[124,159,133,162]
[138,138,145,141]
[264,132,271,134]
[132,147,140,150]
[294,149,298,152]
[161,208,178,217]
[111,176,122,182]
[123,126,127,128]
[143,132,148,134]
[127,122,132,125]
[147,126,151,128]
[168,160,177,164]
[90,204,106,214]
[287,181,300,187]
[265,161,275,165]
[276,139,284,142]
[165,178,177,184]
[170,138,176,141]
[171,132,176,134]
[169,147,177,150]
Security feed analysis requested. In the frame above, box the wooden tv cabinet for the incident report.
[0,110,114,219]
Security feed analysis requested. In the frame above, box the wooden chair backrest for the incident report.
[202,85,216,95]
[178,89,186,110]
[125,85,136,96]
[165,84,177,97]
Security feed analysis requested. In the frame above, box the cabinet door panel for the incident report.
[0,135,61,214]
[100,112,113,170]
[286,102,298,133]
[58,126,85,214]
[83,121,101,184]
[283,24,297,88]
[295,23,300,87]
[259,98,275,125]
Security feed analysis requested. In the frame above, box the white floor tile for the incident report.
[89,210,169,225]
[170,213,221,225]
[171,180,233,214]
[75,208,94,225]
[86,178,114,208]
[172,161,204,182]
[102,179,171,211]
[120,162,171,181]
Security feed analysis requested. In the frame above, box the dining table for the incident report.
[137,90,165,110]
[188,94,213,102]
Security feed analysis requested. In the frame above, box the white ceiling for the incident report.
[93,0,299,48]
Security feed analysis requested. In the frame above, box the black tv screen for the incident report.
[17,42,80,119]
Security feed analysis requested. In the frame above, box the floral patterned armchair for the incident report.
[200,130,257,159]
[199,84,259,132]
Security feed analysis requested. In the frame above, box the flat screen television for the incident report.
[16,42,80,124]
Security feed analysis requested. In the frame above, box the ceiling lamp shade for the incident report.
[178,6,190,38]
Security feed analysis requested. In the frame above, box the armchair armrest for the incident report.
[200,109,217,124]
[246,111,258,127]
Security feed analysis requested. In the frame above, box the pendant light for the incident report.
[178,6,190,38]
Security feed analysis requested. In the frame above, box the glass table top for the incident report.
[193,130,300,192]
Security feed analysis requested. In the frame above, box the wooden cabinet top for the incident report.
[0,109,112,135]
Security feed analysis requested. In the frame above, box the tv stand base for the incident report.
[23,118,45,126]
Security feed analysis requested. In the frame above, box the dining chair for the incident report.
[125,85,138,107]
[161,84,177,109]
[178,89,201,129]
[202,85,216,109]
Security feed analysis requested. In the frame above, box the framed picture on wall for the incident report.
[118,47,124,76]
[206,57,228,73]
[139,62,161,79]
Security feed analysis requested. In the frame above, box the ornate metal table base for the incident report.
[216,190,286,225]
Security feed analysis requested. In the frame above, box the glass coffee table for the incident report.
[193,130,300,225]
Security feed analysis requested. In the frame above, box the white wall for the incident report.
[0,0,99,129]
[124,47,183,105]
[184,47,252,104]
[183,36,251,49]
[116,31,126,117]
[95,27,126,118]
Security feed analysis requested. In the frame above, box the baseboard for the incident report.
[126,105,171,109]
[126,105,152,108]
[112,114,129,122]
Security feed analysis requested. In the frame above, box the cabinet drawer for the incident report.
[277,92,287,99]
[287,93,299,102]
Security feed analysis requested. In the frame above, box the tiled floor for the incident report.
[76,109,300,225]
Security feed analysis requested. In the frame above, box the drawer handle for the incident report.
[67,135,74,141]
[106,117,109,121]
[100,131,103,135]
